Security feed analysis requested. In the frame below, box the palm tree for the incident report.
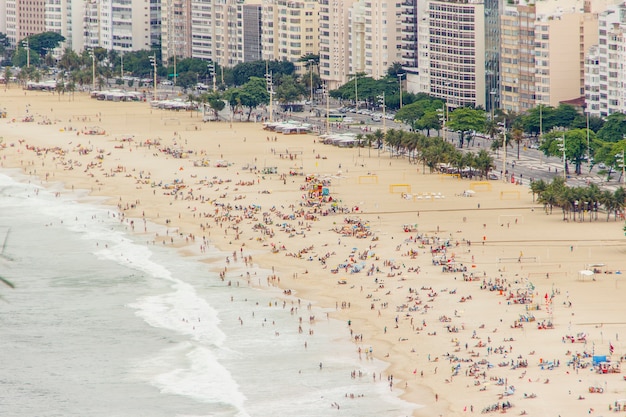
[474,149,495,179]
[365,133,375,158]
[599,190,615,222]
[356,133,364,157]
[373,129,385,156]
[538,188,557,214]
[529,179,547,203]
[511,128,524,160]
[614,187,626,220]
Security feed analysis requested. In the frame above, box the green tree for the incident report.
[231,60,295,87]
[0,32,10,59]
[540,129,593,175]
[274,74,305,104]
[446,107,487,148]
[226,76,269,121]
[597,112,626,143]
[27,32,66,59]
[474,149,495,179]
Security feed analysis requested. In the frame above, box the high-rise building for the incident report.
[400,0,418,71]
[261,0,319,72]
[190,0,251,66]
[361,0,402,80]
[426,0,487,110]
[5,0,46,45]
[162,0,192,62]
[500,2,536,113]
[501,0,619,113]
[241,3,262,62]
[484,0,501,113]
[318,0,355,89]
[585,2,626,117]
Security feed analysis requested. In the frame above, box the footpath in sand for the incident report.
[1,88,626,417]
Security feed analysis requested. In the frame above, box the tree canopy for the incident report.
[446,107,487,148]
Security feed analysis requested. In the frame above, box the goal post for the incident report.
[500,190,521,200]
[469,181,492,191]
[358,175,378,184]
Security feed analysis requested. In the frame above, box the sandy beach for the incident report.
[2,87,626,416]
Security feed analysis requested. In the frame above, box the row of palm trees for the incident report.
[355,128,496,179]
[530,176,626,222]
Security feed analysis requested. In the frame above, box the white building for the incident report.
[261,0,318,72]
[585,3,626,117]
[318,0,356,89]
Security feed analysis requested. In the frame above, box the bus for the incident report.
[326,113,345,122]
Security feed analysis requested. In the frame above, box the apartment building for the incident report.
[4,0,46,45]
[162,0,192,62]
[318,0,355,89]
[426,0,486,110]
[500,2,536,113]
[585,3,626,117]
[500,0,621,113]
[241,3,262,62]
[360,0,402,80]
[261,0,318,72]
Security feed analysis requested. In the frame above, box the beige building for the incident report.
[4,0,46,45]
[360,0,402,80]
[500,0,621,112]
[261,0,319,72]
[161,0,192,63]
[318,0,356,89]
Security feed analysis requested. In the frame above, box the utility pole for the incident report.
[173,53,177,86]
[557,134,567,181]
[397,73,405,109]
[208,62,216,92]
[22,39,30,68]
[88,49,96,91]
[500,119,507,182]
[377,92,386,133]
[616,148,625,184]
[308,59,314,104]
[265,69,274,122]
[325,81,330,134]
[150,54,157,100]
[349,73,359,109]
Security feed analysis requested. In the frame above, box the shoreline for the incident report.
[2,89,626,416]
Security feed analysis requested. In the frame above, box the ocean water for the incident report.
[0,170,418,417]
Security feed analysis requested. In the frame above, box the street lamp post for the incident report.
[499,119,507,182]
[616,149,625,184]
[208,62,216,92]
[308,59,315,104]
[438,103,447,143]
[22,39,30,68]
[265,70,274,122]
[325,81,330,134]
[397,73,405,109]
[586,111,591,170]
[173,53,177,87]
[377,92,386,133]
[149,54,157,99]
[121,54,124,79]
[349,73,359,109]
[557,134,567,181]
[88,49,96,91]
